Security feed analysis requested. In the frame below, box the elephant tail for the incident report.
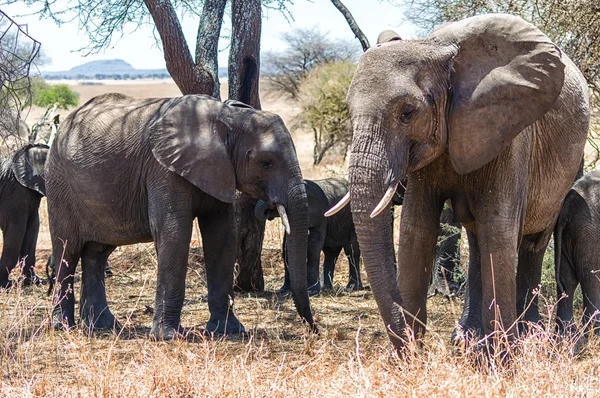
[554,205,568,296]
[46,256,55,296]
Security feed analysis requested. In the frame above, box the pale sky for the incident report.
[2,0,417,72]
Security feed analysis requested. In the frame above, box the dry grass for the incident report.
[1,81,599,397]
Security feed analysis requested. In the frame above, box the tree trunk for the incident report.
[228,0,262,109]
[195,0,228,99]
[329,0,371,51]
[143,0,217,96]
[229,0,266,292]
[234,192,265,292]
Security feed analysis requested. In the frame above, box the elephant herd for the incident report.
[0,14,597,355]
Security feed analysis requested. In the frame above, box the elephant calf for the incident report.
[555,171,600,335]
[256,177,361,295]
[0,144,49,288]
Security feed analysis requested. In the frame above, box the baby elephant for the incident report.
[0,144,49,288]
[555,170,600,335]
[255,178,361,295]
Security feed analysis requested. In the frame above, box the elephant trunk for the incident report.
[348,117,408,348]
[284,176,316,330]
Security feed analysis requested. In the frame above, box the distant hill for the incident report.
[42,59,228,81]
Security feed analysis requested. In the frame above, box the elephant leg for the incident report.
[555,251,577,334]
[0,220,27,288]
[51,237,84,329]
[580,273,600,336]
[477,221,520,340]
[199,205,245,335]
[396,191,444,340]
[19,211,41,286]
[454,230,484,342]
[149,208,194,339]
[516,231,550,331]
[344,241,362,290]
[307,225,325,295]
[79,242,117,330]
[322,246,342,290]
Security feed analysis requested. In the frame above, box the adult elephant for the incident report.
[329,14,589,350]
[255,177,361,295]
[0,144,48,288]
[46,93,314,339]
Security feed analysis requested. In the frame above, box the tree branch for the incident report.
[329,0,370,51]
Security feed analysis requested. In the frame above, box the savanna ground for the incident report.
[1,80,599,396]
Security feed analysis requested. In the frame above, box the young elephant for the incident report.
[0,144,48,288]
[555,171,600,334]
[46,94,315,338]
[255,178,361,295]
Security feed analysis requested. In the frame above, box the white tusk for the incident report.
[370,180,400,218]
[276,204,291,234]
[324,192,350,217]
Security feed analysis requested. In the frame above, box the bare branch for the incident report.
[329,0,370,51]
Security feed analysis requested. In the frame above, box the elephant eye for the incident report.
[399,104,416,125]
[261,159,273,170]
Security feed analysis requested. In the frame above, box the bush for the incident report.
[297,60,356,165]
[33,82,79,109]
[263,27,361,100]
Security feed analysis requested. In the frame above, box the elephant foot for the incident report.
[52,307,76,331]
[22,273,43,287]
[205,313,246,335]
[307,280,321,296]
[451,323,483,347]
[277,283,292,295]
[346,281,364,291]
[0,278,14,289]
[150,323,185,340]
[82,307,120,331]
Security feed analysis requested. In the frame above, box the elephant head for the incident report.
[148,94,314,329]
[11,144,49,196]
[329,14,565,344]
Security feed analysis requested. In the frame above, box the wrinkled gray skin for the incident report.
[0,144,48,288]
[46,93,314,338]
[255,178,361,295]
[346,14,589,350]
[555,171,600,335]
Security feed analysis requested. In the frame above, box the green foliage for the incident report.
[33,83,79,109]
[297,60,356,165]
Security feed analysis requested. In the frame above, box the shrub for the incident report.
[33,82,79,109]
[298,60,356,165]
[263,27,360,100]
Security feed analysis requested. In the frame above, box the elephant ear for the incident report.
[429,14,565,174]
[149,95,236,203]
[12,144,49,195]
